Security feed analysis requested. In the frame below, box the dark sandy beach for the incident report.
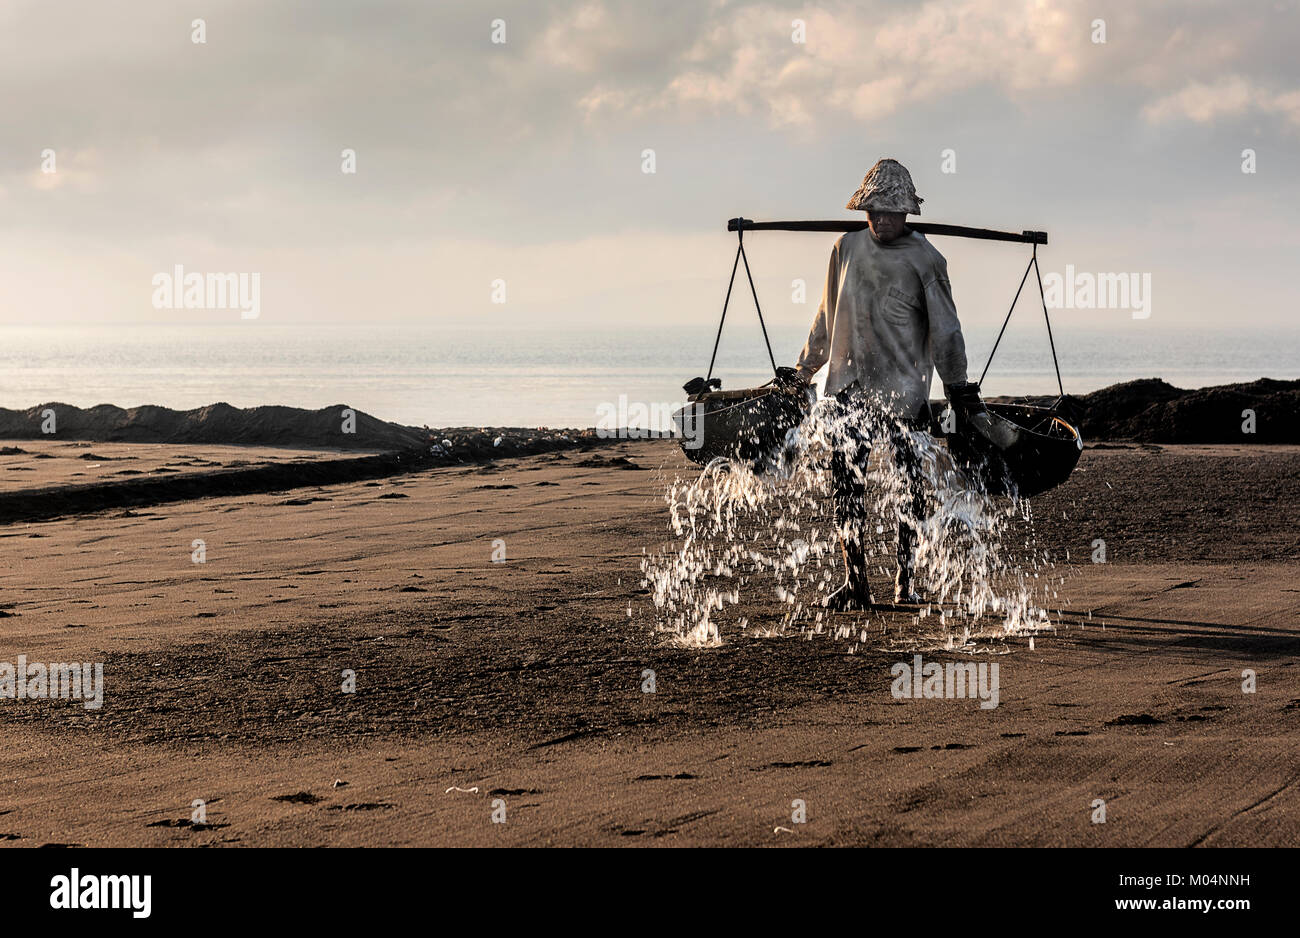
[0,431,1296,846]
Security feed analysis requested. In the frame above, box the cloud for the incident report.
[563,0,1300,136]
[534,2,619,72]
[1143,75,1300,127]
[28,147,101,192]
[574,1,1090,127]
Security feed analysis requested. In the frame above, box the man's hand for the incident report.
[944,381,987,417]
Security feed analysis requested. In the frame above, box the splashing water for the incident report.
[640,398,1069,650]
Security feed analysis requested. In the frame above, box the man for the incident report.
[792,158,984,609]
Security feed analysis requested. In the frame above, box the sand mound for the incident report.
[4,376,1295,451]
[988,378,1300,444]
[0,402,429,450]
[1103,378,1299,443]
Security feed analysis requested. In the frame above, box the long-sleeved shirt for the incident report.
[796,228,969,419]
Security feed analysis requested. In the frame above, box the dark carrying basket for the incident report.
[673,383,812,467]
[945,402,1083,497]
[941,232,1083,498]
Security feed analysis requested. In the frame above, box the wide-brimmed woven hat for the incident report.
[845,158,923,214]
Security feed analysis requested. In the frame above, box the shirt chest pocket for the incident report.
[880,285,923,327]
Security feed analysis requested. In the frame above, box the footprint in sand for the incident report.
[1105,713,1163,726]
[269,791,324,805]
[146,818,228,831]
[634,774,696,782]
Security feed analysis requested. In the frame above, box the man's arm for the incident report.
[795,241,839,380]
[924,262,988,416]
[923,262,968,387]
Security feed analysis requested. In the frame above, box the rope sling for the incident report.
[979,240,1064,403]
[706,222,777,382]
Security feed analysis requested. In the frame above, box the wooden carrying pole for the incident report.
[727,217,1047,245]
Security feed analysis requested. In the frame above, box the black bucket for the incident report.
[672,384,812,468]
[945,402,1083,497]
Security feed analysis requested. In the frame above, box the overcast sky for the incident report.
[2,0,1297,337]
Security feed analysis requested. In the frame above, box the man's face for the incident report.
[866,209,907,243]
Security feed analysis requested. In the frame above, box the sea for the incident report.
[2,322,1296,430]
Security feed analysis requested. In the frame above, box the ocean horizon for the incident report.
[3,322,1296,430]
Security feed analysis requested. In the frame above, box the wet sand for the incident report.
[0,440,375,491]
[0,440,1296,846]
